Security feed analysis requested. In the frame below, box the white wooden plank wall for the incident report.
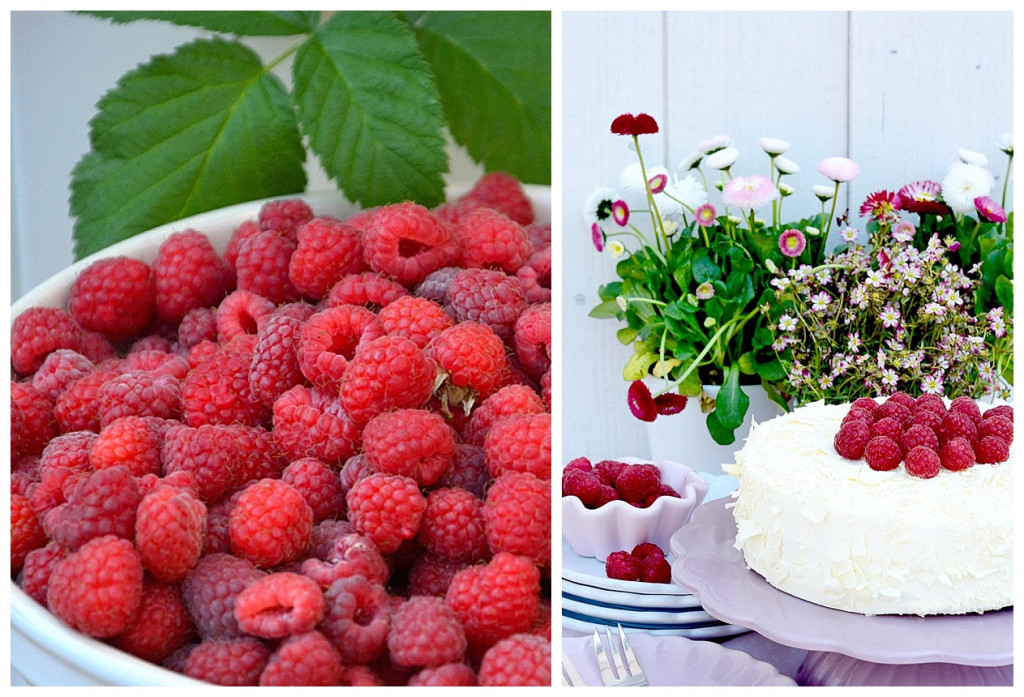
[560,10,1013,468]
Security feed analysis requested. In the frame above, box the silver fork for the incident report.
[593,624,648,686]
[561,648,585,686]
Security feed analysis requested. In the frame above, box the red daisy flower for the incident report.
[859,190,900,220]
[627,380,658,421]
[896,180,950,216]
[611,113,659,136]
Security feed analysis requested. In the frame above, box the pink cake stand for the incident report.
[670,498,1012,686]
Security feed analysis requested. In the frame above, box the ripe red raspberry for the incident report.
[260,630,344,686]
[388,595,468,669]
[289,217,366,299]
[184,637,271,686]
[632,542,666,560]
[361,202,460,286]
[517,245,552,304]
[413,266,461,305]
[364,408,456,487]
[30,349,94,402]
[215,289,275,344]
[904,445,941,478]
[161,423,241,501]
[863,435,902,471]
[11,380,58,458]
[11,492,46,573]
[248,311,306,407]
[949,395,983,424]
[914,393,947,414]
[177,306,219,348]
[407,663,478,687]
[19,541,67,606]
[562,468,617,508]
[876,399,913,428]
[463,385,546,447]
[975,435,1011,464]
[346,473,427,555]
[483,412,551,480]
[181,553,267,638]
[46,534,144,638]
[640,556,673,583]
[279,457,341,522]
[938,410,979,446]
[89,415,162,476]
[978,414,1013,444]
[842,406,876,427]
[325,271,409,310]
[983,405,1014,422]
[234,229,301,304]
[68,256,156,342]
[301,531,389,589]
[298,304,385,389]
[887,391,916,410]
[233,571,326,639]
[122,349,190,379]
[151,230,234,324]
[478,633,550,686]
[258,197,315,239]
[426,321,508,409]
[96,369,182,427]
[338,335,436,425]
[939,436,976,472]
[898,423,939,456]
[615,463,662,505]
[45,465,141,551]
[446,552,540,649]
[593,459,629,486]
[446,268,527,343]
[460,171,534,226]
[605,550,641,581]
[850,396,880,417]
[272,384,362,466]
[135,483,206,582]
[320,575,392,665]
[452,207,532,273]
[181,347,268,428]
[483,471,550,566]
[833,419,871,459]
[230,478,313,567]
[407,553,468,598]
[378,295,455,349]
[433,443,489,497]
[911,407,944,432]
[109,580,196,664]
[513,302,551,382]
[11,306,85,376]
[869,416,903,441]
[417,487,489,564]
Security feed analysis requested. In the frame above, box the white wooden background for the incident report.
[559,11,1014,468]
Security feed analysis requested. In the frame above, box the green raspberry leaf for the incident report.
[410,11,551,185]
[293,11,448,209]
[70,37,306,259]
[78,10,322,36]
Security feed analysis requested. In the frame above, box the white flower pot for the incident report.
[643,383,785,477]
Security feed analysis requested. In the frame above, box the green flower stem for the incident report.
[824,181,840,238]
[606,225,666,264]
[632,134,668,253]
[1001,151,1013,211]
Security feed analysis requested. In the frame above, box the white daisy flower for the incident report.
[941,162,992,215]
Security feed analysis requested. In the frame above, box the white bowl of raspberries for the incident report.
[10,177,553,686]
[561,456,710,562]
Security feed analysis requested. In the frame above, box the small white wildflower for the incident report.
[607,239,626,258]
[995,133,1013,156]
[778,314,798,332]
[957,147,989,167]
[812,185,834,201]
[774,156,800,175]
[705,147,739,170]
[758,137,791,156]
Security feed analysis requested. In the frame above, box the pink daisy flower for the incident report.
[591,222,604,252]
[721,174,778,211]
[648,173,668,194]
[859,190,900,220]
[695,203,717,228]
[818,156,861,183]
[778,228,807,257]
[896,180,948,215]
[974,195,1008,223]
[612,200,629,226]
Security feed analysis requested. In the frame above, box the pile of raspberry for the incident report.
[833,392,1013,478]
[10,172,551,686]
[605,543,672,583]
[560,457,681,508]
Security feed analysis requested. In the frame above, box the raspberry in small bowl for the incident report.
[561,456,709,561]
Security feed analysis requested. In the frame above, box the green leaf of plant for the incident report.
[705,410,737,445]
[409,11,550,185]
[713,365,750,430]
[79,10,321,36]
[589,299,621,319]
[293,11,448,209]
[995,276,1014,313]
[70,38,306,259]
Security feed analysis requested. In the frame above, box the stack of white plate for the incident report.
[561,537,749,640]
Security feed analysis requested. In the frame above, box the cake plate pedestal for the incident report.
[669,499,1013,686]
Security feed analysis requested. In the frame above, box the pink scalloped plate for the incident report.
[562,632,796,686]
[670,498,1013,667]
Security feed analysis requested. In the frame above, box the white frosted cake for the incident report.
[723,398,1013,616]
